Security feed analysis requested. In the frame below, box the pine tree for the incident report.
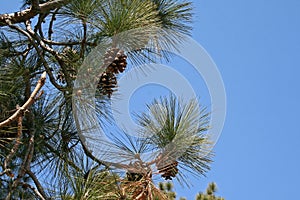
[0,0,224,199]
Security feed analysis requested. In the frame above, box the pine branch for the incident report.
[25,20,73,86]
[0,72,47,128]
[7,22,63,90]
[0,0,71,26]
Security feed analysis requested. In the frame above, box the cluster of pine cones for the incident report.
[56,47,127,98]
[97,47,127,98]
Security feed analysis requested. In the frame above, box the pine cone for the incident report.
[104,48,127,74]
[97,48,128,97]
[97,72,117,98]
[156,159,179,180]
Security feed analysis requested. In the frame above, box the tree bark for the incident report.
[0,0,70,26]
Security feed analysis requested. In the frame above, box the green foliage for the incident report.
[0,0,225,199]
[137,94,213,184]
[196,183,225,200]
[152,0,193,34]
[59,167,121,200]
[159,182,176,199]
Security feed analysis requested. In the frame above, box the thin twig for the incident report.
[80,20,87,59]
[34,13,48,37]
[48,8,60,43]
[25,20,58,56]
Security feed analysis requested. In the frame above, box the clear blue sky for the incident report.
[1,1,300,199]
[191,0,300,199]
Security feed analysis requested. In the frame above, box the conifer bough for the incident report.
[0,72,47,129]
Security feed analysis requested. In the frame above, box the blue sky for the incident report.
[192,0,300,199]
[1,1,300,199]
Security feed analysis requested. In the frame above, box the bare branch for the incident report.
[42,38,97,47]
[0,72,47,128]
[48,8,60,42]
[25,20,58,55]
[0,0,71,26]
